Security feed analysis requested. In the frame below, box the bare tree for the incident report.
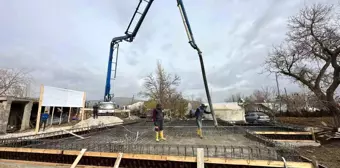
[283,92,308,113]
[252,87,276,103]
[265,3,340,126]
[0,68,31,97]
[140,61,181,108]
[224,93,244,102]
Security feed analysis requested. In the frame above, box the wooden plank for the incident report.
[273,140,316,143]
[254,131,312,135]
[0,148,313,168]
[50,106,55,126]
[62,129,85,139]
[0,147,17,152]
[35,85,44,134]
[30,148,46,154]
[113,153,123,168]
[203,158,313,168]
[81,92,86,121]
[63,150,81,155]
[59,107,63,125]
[196,148,204,168]
[68,107,72,123]
[0,159,113,168]
[17,148,32,153]
[43,149,63,154]
[311,128,316,141]
[70,148,87,168]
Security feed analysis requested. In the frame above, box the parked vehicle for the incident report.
[98,101,115,116]
[245,112,270,124]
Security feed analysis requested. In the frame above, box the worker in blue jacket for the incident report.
[195,104,211,138]
[40,110,49,131]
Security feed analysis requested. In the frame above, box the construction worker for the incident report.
[195,104,211,138]
[152,103,166,142]
[40,110,49,131]
[93,103,99,119]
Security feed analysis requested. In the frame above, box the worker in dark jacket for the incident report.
[93,103,99,119]
[152,103,166,142]
[40,111,49,131]
[195,104,211,138]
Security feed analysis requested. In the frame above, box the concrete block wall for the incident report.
[21,101,33,131]
[0,100,12,134]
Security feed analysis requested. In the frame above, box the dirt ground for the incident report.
[279,117,339,167]
[297,142,340,168]
[277,117,334,127]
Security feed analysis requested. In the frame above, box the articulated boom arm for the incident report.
[104,0,154,102]
[176,0,217,126]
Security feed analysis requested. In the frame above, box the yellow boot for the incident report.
[160,131,166,141]
[199,128,203,139]
[155,132,159,142]
[197,129,200,135]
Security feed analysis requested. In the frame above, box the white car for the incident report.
[245,112,270,124]
[98,102,115,116]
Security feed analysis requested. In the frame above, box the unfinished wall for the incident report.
[7,102,26,132]
[29,102,39,128]
[20,101,33,131]
[0,100,12,134]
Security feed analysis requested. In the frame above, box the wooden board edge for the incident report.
[0,148,313,168]
[254,131,312,135]
[0,159,112,168]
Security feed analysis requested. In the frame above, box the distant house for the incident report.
[244,102,288,117]
[204,102,245,123]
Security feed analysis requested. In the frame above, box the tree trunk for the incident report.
[326,101,340,127]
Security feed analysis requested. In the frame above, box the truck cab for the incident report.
[98,101,116,116]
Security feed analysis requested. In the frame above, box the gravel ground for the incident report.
[297,142,340,168]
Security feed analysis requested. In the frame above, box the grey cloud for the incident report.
[1,0,330,103]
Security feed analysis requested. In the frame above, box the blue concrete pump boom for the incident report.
[104,0,217,126]
[104,0,154,102]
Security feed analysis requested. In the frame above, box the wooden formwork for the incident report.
[0,147,314,168]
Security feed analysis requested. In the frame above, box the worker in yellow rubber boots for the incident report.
[152,103,166,142]
[195,104,211,138]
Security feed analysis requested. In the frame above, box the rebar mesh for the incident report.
[0,120,305,162]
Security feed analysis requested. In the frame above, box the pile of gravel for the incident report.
[73,116,123,128]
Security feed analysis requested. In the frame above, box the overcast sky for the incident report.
[0,0,336,102]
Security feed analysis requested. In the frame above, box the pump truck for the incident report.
[99,0,217,126]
